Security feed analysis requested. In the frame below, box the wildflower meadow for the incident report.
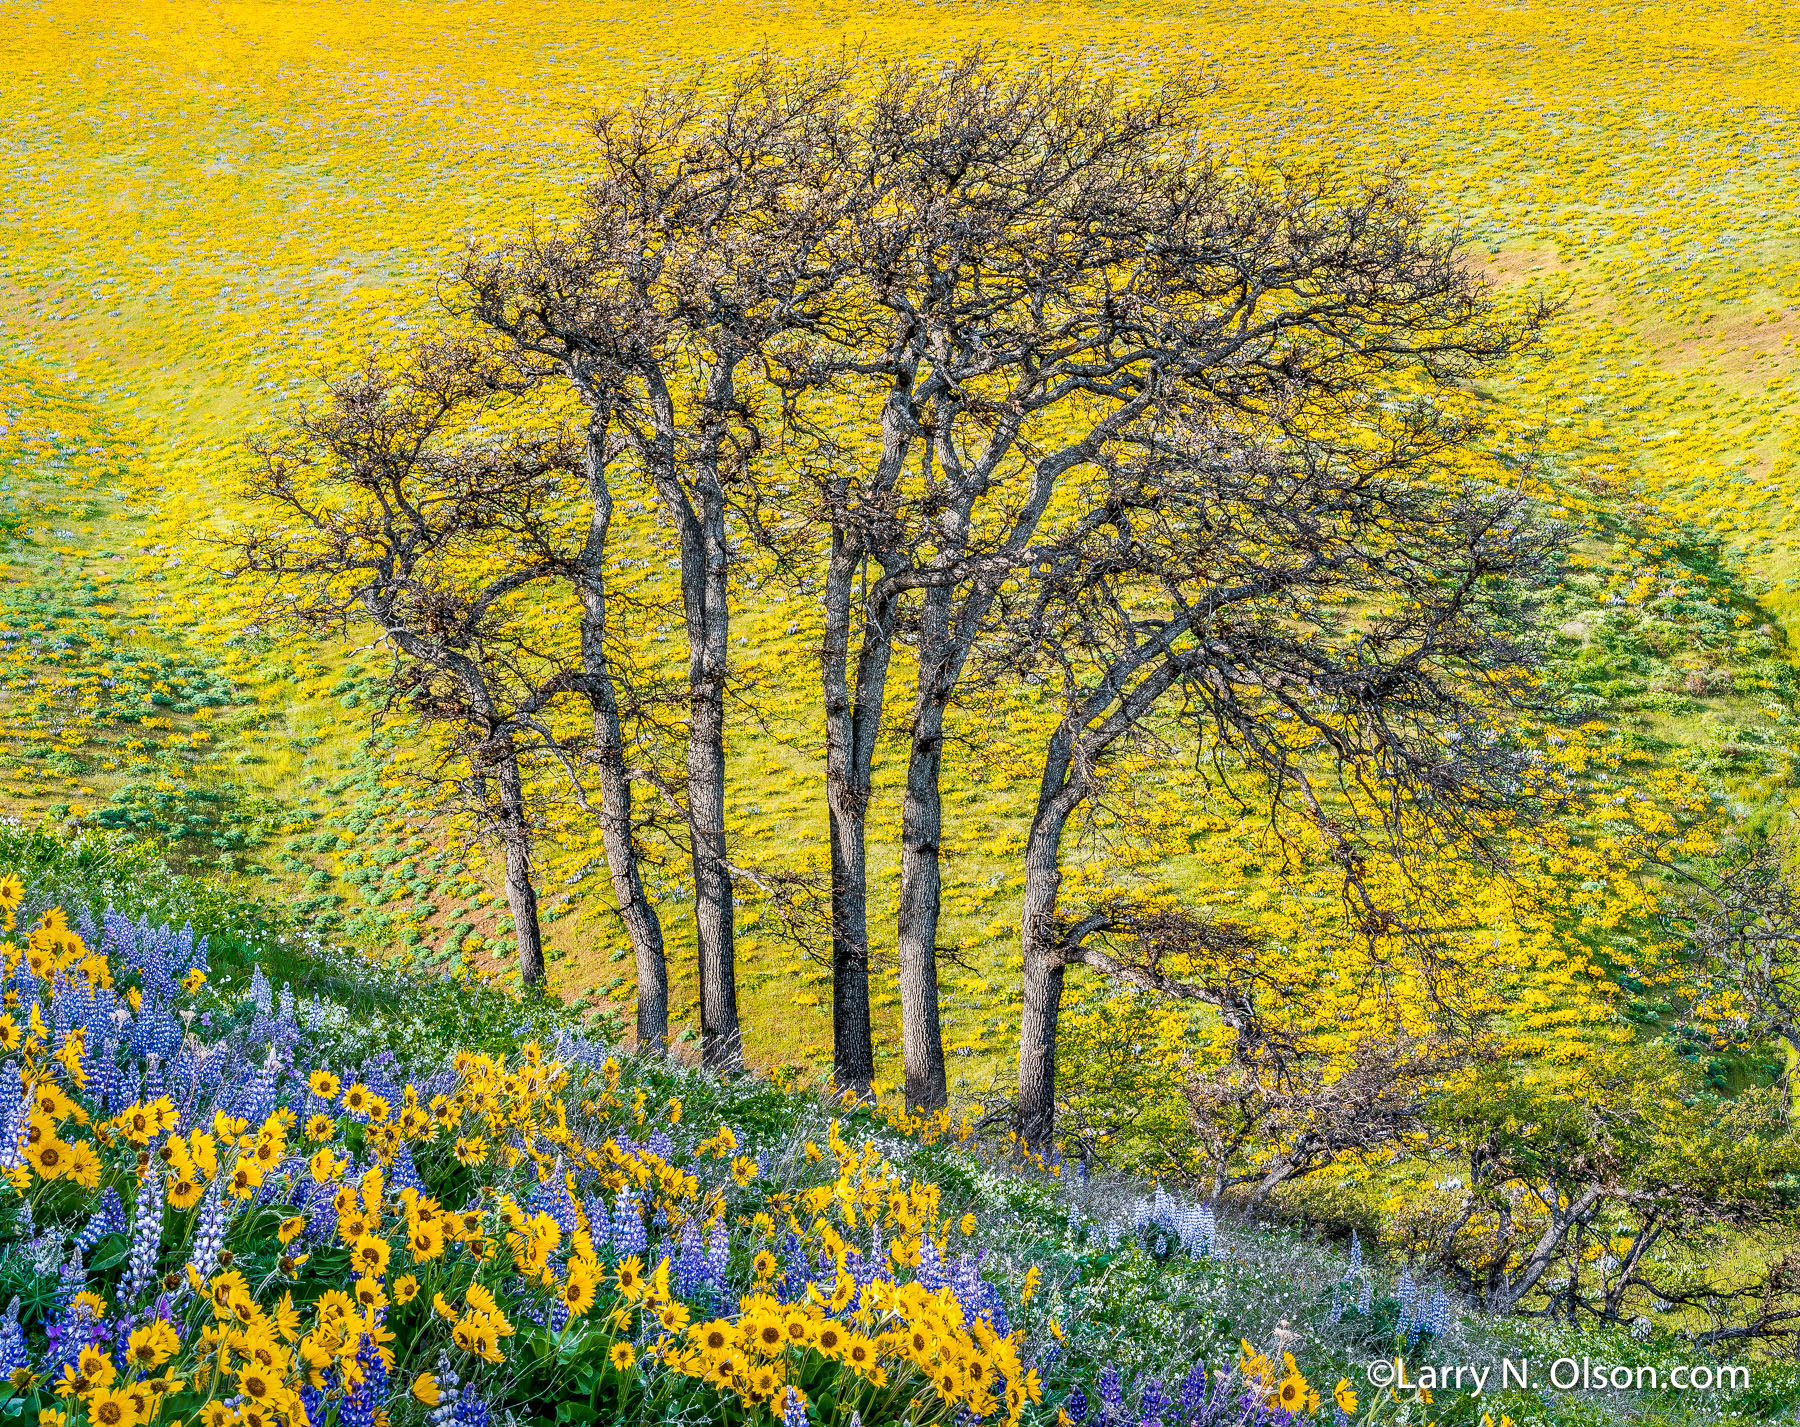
[2,1,1799,1424]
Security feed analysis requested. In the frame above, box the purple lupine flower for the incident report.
[1066,1387,1089,1423]
[781,1386,808,1427]
[1357,1273,1372,1315]
[0,1297,25,1380]
[674,1219,708,1299]
[0,1064,26,1171]
[1176,1364,1208,1419]
[610,1191,646,1258]
[1137,1376,1168,1422]
[778,1229,808,1300]
[1345,1230,1362,1280]
[339,1335,387,1427]
[706,1221,730,1289]
[583,1193,610,1253]
[75,1188,126,1255]
[526,1164,578,1239]
[185,1180,232,1285]
[388,1143,426,1197]
[453,1388,489,1427]
[122,1166,164,1304]
[917,1231,944,1292]
[426,1353,463,1427]
[55,1249,87,1312]
[1099,1366,1124,1424]
[1423,1286,1449,1336]
[44,1302,108,1379]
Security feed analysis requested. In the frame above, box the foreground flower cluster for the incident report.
[0,880,1364,1427]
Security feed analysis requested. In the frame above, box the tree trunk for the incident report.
[1018,732,1079,1154]
[579,423,668,1054]
[822,540,900,1099]
[1487,1181,1604,1314]
[688,475,740,1071]
[897,585,954,1112]
[637,358,742,1073]
[493,741,546,989]
[1017,914,1068,1156]
[823,536,874,1097]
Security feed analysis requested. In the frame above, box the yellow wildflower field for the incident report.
[1,0,1796,1100]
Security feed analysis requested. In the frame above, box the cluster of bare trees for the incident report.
[232,51,1553,1153]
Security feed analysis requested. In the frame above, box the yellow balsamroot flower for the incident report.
[608,1343,635,1371]
[843,1334,879,1374]
[960,1213,977,1235]
[123,1322,179,1372]
[743,1361,784,1400]
[690,1319,733,1357]
[74,1346,117,1390]
[26,1136,71,1180]
[412,1374,441,1407]
[462,1286,514,1338]
[451,1316,504,1365]
[1275,1356,1317,1415]
[745,1312,786,1357]
[236,1365,279,1404]
[83,1386,141,1427]
[656,1302,691,1336]
[558,1264,598,1318]
[349,1235,391,1277]
[308,1146,346,1185]
[182,968,206,993]
[304,1114,335,1143]
[1335,1379,1358,1414]
[455,1136,487,1167]
[340,1084,372,1117]
[65,1141,100,1190]
[206,1271,254,1321]
[393,1275,420,1305]
[751,1249,778,1282]
[309,1071,341,1101]
[277,1216,306,1246]
[615,1255,645,1301]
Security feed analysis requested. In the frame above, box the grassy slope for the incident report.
[0,0,1797,1099]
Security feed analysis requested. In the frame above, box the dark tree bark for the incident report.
[576,416,668,1052]
[228,343,582,991]
[491,738,547,989]
[459,60,871,1071]
[820,533,898,1097]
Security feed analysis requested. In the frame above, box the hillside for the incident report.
[0,835,1789,1426]
[1,0,1796,1110]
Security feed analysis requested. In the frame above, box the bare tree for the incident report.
[993,415,1556,1153]
[459,61,865,1071]
[771,53,1551,1112]
[1662,836,1800,1098]
[1424,1053,1800,1334]
[228,343,577,988]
